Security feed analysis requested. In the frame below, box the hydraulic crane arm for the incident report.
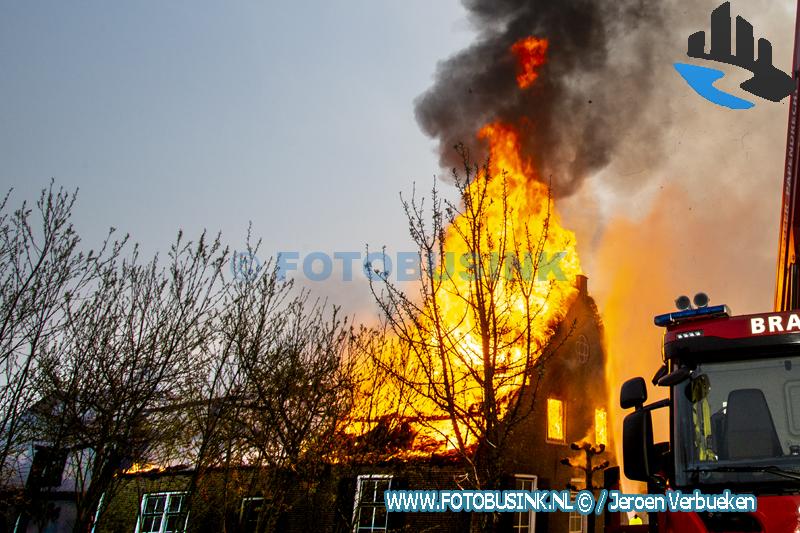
[775,1,800,312]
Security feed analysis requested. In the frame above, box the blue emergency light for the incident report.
[654,304,730,327]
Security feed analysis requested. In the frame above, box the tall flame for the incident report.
[348,36,582,457]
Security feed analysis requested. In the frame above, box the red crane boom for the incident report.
[775,0,800,311]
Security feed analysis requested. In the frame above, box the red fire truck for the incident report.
[619,304,800,531]
[617,2,800,531]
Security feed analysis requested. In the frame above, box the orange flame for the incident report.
[595,407,608,446]
[346,36,579,458]
[122,462,162,475]
[348,123,581,456]
[511,37,548,89]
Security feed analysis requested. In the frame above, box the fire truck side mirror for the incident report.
[622,408,655,482]
[620,377,647,409]
[657,366,691,387]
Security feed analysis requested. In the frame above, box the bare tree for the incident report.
[0,182,121,485]
[183,252,359,531]
[34,231,228,532]
[366,147,576,531]
[0,185,368,532]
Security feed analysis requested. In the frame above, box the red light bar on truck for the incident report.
[654,304,730,327]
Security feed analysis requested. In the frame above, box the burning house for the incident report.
[332,272,614,533]
[23,122,614,531]
[5,1,668,529]
[89,17,620,532]
[85,274,610,533]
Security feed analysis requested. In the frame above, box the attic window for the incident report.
[575,334,590,363]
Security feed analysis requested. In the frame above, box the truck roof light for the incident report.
[675,295,692,310]
[693,292,709,308]
[654,304,730,327]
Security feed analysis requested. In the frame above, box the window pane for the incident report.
[368,481,380,503]
[547,398,565,442]
[515,476,535,491]
[373,506,387,526]
[375,486,388,503]
[355,476,393,532]
[144,495,165,515]
[366,481,378,503]
[164,514,186,532]
[361,479,391,504]
[142,516,161,533]
[595,408,608,446]
[569,512,584,533]
[358,484,369,502]
[167,494,183,513]
[358,507,375,527]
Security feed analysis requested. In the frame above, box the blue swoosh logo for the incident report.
[674,62,754,110]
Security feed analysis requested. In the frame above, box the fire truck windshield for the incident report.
[674,355,800,489]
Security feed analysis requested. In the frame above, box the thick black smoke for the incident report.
[415,0,668,197]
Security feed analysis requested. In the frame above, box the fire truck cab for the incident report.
[620,303,800,532]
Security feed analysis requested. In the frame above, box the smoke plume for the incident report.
[415,0,668,196]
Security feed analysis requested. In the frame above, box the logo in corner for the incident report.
[675,2,795,110]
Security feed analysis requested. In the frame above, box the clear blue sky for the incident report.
[0,1,472,296]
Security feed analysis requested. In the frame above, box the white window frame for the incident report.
[239,496,265,532]
[513,474,537,532]
[568,478,588,533]
[134,491,189,533]
[352,474,393,533]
